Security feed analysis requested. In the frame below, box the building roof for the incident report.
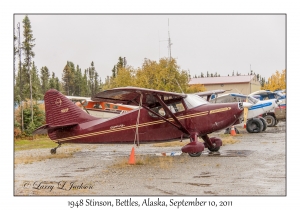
[189,75,256,85]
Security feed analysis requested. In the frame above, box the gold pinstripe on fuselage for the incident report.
[53,107,231,142]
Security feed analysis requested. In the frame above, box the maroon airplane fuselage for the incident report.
[41,89,243,145]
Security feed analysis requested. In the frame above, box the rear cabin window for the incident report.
[148,101,185,118]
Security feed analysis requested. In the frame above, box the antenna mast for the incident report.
[168,19,172,60]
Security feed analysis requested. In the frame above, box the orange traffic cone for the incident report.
[243,123,246,129]
[230,126,236,136]
[128,147,136,165]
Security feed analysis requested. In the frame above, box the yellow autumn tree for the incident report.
[102,66,136,90]
[135,57,190,93]
[103,57,206,94]
[262,69,286,91]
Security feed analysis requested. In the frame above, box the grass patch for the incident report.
[14,147,82,165]
[110,155,176,169]
[221,136,240,145]
[14,137,57,151]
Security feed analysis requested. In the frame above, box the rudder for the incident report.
[44,89,97,127]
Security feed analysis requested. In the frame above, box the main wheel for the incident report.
[264,115,276,127]
[208,137,222,152]
[188,152,202,157]
[259,117,267,131]
[246,118,263,133]
[208,145,220,152]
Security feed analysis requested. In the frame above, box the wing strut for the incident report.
[131,98,187,134]
[134,93,143,146]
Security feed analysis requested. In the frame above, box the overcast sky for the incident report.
[14,14,285,80]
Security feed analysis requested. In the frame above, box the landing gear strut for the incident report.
[50,142,61,154]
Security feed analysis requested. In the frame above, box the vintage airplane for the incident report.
[33,87,245,157]
[208,93,280,133]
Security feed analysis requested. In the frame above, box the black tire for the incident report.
[246,118,263,133]
[274,119,279,126]
[188,152,202,157]
[264,115,276,127]
[224,127,230,134]
[259,117,267,131]
[50,148,56,154]
[208,146,220,152]
[224,127,239,134]
[208,137,222,152]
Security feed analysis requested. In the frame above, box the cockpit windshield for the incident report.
[184,94,209,109]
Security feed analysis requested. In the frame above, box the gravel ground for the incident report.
[14,121,286,196]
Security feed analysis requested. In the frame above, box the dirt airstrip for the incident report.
[14,121,286,196]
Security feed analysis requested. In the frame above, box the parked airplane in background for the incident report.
[197,91,280,133]
[66,95,137,118]
[34,87,245,157]
[249,90,286,127]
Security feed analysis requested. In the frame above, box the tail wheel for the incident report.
[263,115,276,127]
[246,118,263,133]
[50,148,56,154]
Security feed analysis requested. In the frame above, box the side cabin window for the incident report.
[184,94,209,109]
[148,101,185,118]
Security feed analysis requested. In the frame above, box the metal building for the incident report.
[189,75,261,95]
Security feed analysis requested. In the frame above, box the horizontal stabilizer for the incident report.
[33,123,78,135]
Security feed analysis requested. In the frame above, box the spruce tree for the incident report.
[22,15,36,124]
[40,66,50,95]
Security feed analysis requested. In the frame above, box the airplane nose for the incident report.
[238,102,243,110]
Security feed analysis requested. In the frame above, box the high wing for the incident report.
[92,87,187,107]
[195,89,226,101]
[249,90,286,101]
[209,93,247,103]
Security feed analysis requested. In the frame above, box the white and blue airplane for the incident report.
[197,91,279,133]
[249,90,286,127]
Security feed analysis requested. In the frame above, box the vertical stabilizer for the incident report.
[44,89,97,127]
